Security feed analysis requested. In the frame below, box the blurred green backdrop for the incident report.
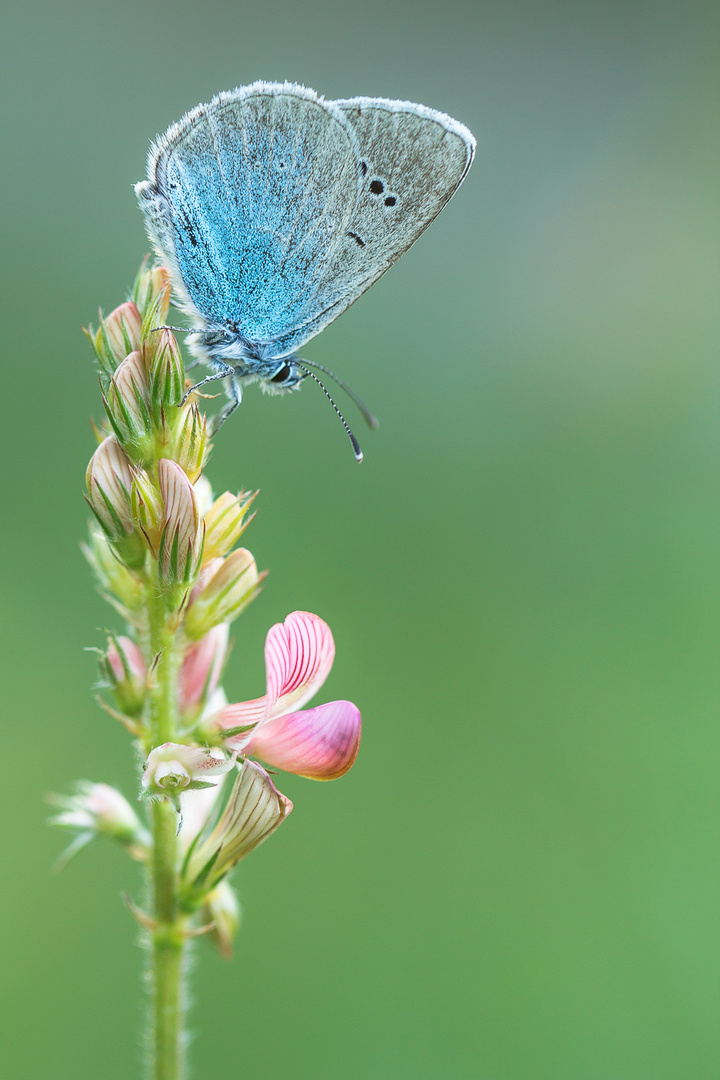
[1,1,718,1077]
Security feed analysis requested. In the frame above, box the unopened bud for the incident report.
[170,404,208,484]
[86,436,134,538]
[82,525,144,612]
[130,469,164,554]
[184,548,262,640]
[104,351,153,462]
[203,490,257,562]
[102,635,147,716]
[202,880,241,958]
[146,330,185,426]
[132,261,171,325]
[85,302,143,378]
[49,781,150,865]
[157,459,204,592]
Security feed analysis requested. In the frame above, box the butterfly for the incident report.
[135,81,475,458]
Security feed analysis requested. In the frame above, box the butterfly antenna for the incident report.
[295,362,363,463]
[149,324,206,334]
[296,358,379,430]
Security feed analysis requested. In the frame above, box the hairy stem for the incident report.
[146,586,187,1080]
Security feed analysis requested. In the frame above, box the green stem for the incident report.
[151,800,186,1080]
[146,585,187,1080]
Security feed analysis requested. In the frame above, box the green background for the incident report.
[1,1,718,1077]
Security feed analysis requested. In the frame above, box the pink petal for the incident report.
[178,623,229,710]
[265,612,335,717]
[215,696,268,750]
[246,700,361,780]
[107,636,146,682]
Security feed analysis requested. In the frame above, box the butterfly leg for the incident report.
[180,363,236,406]
[210,374,242,435]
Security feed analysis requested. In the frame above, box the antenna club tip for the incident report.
[355,450,364,463]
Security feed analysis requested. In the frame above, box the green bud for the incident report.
[130,469,164,554]
[184,548,263,640]
[132,260,171,324]
[203,489,257,562]
[103,351,154,463]
[157,459,204,598]
[82,525,144,613]
[146,330,185,427]
[84,302,142,379]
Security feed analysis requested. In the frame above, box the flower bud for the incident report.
[169,404,208,484]
[201,880,241,958]
[146,330,185,426]
[185,760,292,890]
[104,351,153,462]
[202,490,257,562]
[132,260,171,325]
[49,781,150,865]
[86,438,148,572]
[82,525,144,613]
[101,635,147,716]
[184,549,262,640]
[178,623,229,718]
[85,302,143,378]
[141,743,233,802]
[130,469,164,554]
[157,459,204,592]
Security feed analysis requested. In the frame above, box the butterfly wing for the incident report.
[136,82,361,348]
[260,97,476,354]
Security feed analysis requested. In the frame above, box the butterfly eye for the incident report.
[270,363,293,384]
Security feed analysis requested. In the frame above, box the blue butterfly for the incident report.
[136,81,475,458]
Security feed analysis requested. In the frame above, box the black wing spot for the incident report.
[369,179,384,195]
[359,160,368,175]
[384,195,397,207]
[178,212,198,247]
[347,231,366,247]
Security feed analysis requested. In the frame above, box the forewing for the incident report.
[136,83,360,344]
[270,97,476,350]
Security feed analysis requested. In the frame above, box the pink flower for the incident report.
[178,623,229,713]
[107,636,146,683]
[213,611,361,781]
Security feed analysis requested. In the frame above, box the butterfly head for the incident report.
[264,360,303,393]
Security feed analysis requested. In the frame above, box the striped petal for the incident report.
[185,761,292,885]
[264,612,335,718]
[246,700,361,780]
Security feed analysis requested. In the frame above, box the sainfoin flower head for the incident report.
[210,611,361,781]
